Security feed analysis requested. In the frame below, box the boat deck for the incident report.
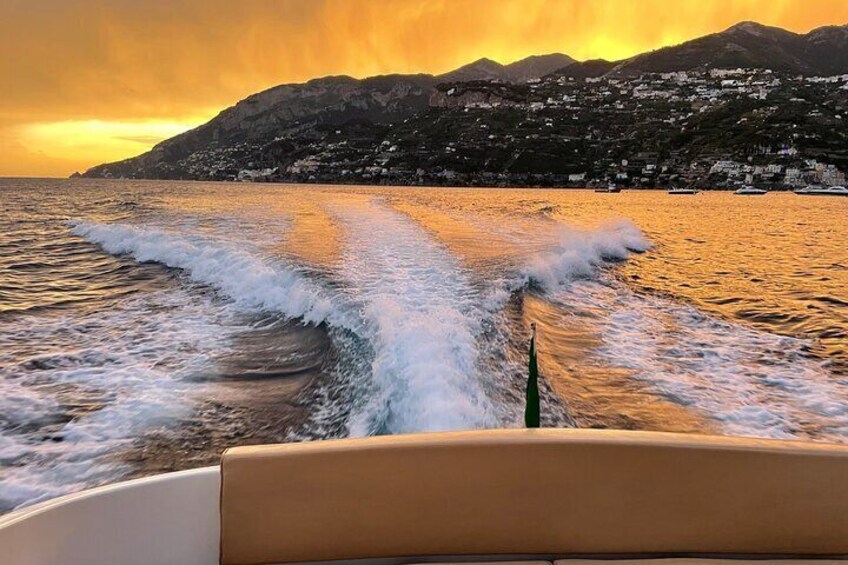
[3,430,848,565]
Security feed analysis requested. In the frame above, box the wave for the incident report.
[0,287,236,511]
[4,218,358,511]
[70,221,348,328]
[523,219,650,292]
[312,208,651,435]
[555,281,848,441]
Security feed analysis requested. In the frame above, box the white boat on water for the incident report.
[594,183,621,193]
[2,428,848,565]
[668,186,699,195]
[735,185,768,195]
[795,185,848,196]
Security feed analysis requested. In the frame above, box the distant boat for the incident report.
[735,185,768,195]
[668,186,699,195]
[595,182,621,193]
[795,185,848,196]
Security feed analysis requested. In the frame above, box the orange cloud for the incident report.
[2,0,847,177]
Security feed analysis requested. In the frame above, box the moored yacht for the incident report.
[795,185,848,196]
[668,186,700,195]
[595,182,621,193]
[2,429,848,565]
[734,185,768,195]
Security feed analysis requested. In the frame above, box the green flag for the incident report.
[525,322,540,428]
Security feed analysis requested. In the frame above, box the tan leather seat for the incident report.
[411,562,551,565]
[220,429,848,565]
[555,561,848,565]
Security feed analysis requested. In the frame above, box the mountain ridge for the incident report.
[82,21,848,180]
[609,21,848,76]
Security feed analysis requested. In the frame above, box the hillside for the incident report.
[82,22,848,187]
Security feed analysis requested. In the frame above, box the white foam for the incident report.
[523,219,650,292]
[464,217,651,318]
[3,217,353,511]
[71,221,347,328]
[0,288,236,511]
[555,281,848,442]
[330,201,497,435]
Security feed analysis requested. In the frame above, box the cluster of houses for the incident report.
[425,68,848,188]
[708,159,846,188]
[159,67,848,189]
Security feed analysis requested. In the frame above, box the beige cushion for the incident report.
[412,562,551,565]
[220,429,848,565]
[555,561,848,565]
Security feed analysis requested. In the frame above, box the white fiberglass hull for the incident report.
[796,191,848,196]
[0,467,220,565]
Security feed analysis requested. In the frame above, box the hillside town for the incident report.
[87,68,848,189]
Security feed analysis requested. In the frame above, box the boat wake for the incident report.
[2,219,353,512]
[328,200,497,435]
[0,287,236,511]
[66,212,652,439]
[70,221,347,328]
[475,217,651,309]
[553,281,848,441]
[522,219,651,291]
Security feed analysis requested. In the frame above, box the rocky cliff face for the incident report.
[429,82,528,109]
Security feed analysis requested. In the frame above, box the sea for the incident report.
[1,178,846,512]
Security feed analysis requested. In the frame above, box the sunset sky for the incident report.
[2,0,848,178]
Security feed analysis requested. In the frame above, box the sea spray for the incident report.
[68,215,653,438]
[475,217,651,316]
[523,219,650,292]
[0,287,234,511]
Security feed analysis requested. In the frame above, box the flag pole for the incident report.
[525,322,540,428]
